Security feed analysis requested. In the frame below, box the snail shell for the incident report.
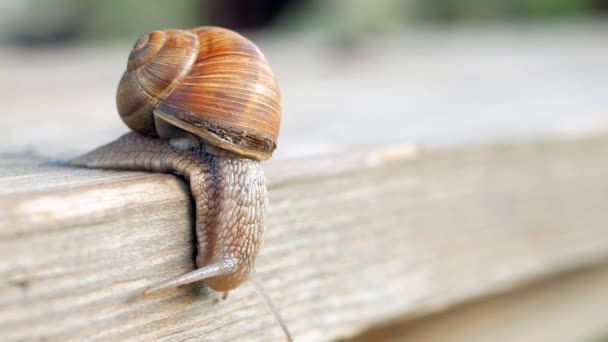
[72,26,292,340]
[116,27,281,160]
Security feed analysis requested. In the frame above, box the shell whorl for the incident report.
[117,29,198,137]
[116,27,281,160]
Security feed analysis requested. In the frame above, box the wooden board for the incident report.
[352,261,608,342]
[2,134,608,341]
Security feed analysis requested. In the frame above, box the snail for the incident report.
[71,27,291,340]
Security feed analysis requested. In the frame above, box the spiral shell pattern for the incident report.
[116,27,281,160]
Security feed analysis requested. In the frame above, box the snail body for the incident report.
[71,27,290,339]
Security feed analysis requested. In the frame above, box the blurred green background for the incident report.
[0,0,606,44]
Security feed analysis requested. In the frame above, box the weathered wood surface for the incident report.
[2,134,608,341]
[353,260,608,342]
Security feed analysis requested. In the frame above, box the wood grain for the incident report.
[352,260,608,342]
[1,135,608,341]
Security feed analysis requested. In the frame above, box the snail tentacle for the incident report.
[142,259,236,296]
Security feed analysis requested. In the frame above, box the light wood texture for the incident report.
[353,260,608,342]
[2,134,608,341]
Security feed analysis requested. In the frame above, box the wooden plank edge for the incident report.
[1,135,608,340]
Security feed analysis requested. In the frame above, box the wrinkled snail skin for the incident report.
[70,27,292,340]
[71,132,266,292]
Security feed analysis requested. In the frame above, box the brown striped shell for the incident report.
[116,27,281,160]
